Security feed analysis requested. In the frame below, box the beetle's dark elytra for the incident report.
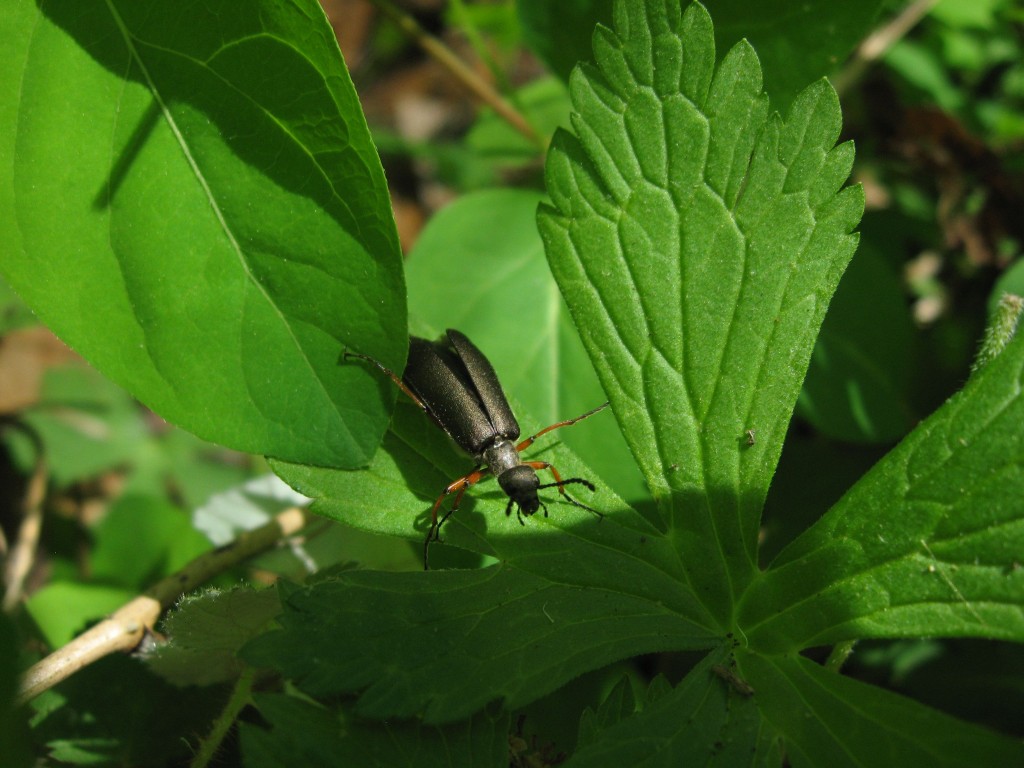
[403,330,520,456]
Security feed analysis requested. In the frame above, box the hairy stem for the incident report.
[190,666,257,768]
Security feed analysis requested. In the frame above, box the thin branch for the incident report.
[368,0,545,149]
[16,506,309,705]
[833,0,939,97]
[2,419,48,613]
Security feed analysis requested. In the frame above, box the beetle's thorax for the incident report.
[484,440,542,515]
[482,439,520,477]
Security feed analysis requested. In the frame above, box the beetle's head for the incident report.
[497,465,540,516]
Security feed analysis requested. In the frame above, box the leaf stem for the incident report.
[190,666,257,768]
[824,640,856,673]
[367,0,544,149]
[972,293,1023,374]
[16,507,308,705]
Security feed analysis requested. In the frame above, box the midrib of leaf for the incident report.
[102,0,356,447]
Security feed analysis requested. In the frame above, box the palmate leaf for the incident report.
[739,652,1024,768]
[0,0,405,468]
[566,647,1022,767]
[538,0,862,618]
[740,329,1024,652]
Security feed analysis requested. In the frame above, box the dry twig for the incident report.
[16,506,308,705]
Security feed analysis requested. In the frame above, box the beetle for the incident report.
[345,329,607,568]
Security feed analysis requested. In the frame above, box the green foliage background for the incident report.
[1,0,1022,766]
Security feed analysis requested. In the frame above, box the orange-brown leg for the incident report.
[424,467,487,570]
[515,402,609,453]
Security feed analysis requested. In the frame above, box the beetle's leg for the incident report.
[342,349,431,417]
[505,496,521,524]
[508,497,545,524]
[526,461,603,519]
[515,402,609,453]
[424,467,486,570]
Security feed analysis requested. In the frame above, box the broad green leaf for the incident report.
[740,653,1024,767]
[798,244,916,443]
[241,694,508,768]
[406,188,646,501]
[0,0,405,468]
[538,0,862,618]
[740,331,1024,652]
[242,566,715,724]
[146,587,281,686]
[568,650,783,766]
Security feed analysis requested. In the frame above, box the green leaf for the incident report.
[242,567,715,724]
[740,331,1024,652]
[146,586,281,686]
[406,188,646,501]
[740,653,1024,767]
[569,650,783,766]
[0,0,405,468]
[25,582,135,648]
[241,694,508,768]
[91,494,210,591]
[798,244,917,443]
[538,0,862,618]
[11,364,148,485]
